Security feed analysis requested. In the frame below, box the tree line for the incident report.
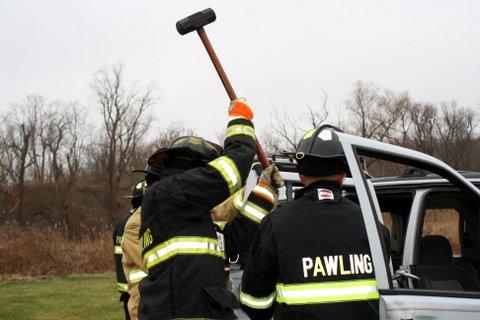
[1,65,478,236]
[265,81,479,176]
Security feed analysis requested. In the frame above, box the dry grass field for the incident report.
[0,223,112,281]
[0,210,460,282]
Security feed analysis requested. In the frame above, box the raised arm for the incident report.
[172,99,257,212]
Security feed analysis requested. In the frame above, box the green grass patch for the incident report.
[0,273,124,320]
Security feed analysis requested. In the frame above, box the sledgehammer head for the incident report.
[176,8,216,35]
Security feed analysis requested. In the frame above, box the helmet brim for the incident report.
[131,169,149,174]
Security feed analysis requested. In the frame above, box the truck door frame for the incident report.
[337,131,480,296]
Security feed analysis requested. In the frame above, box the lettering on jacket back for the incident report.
[140,228,153,252]
[301,254,373,278]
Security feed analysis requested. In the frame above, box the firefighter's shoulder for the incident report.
[267,196,310,224]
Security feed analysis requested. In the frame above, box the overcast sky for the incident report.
[1,0,479,140]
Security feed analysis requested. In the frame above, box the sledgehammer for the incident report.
[176,8,270,169]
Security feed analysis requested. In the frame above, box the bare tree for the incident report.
[91,63,156,219]
[64,103,87,186]
[347,81,414,173]
[347,81,407,141]
[347,81,377,138]
[41,104,71,183]
[149,121,195,150]
[259,129,284,156]
[268,93,330,153]
[0,96,46,224]
[407,103,438,155]
[128,122,195,175]
[436,103,478,170]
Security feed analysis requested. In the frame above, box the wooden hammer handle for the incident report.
[197,28,270,169]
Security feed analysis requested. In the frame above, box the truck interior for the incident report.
[345,190,414,273]
[412,190,480,292]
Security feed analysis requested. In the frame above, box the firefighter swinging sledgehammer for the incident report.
[137,98,267,319]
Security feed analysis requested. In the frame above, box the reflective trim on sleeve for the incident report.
[117,282,128,292]
[214,220,227,230]
[143,237,225,270]
[241,201,269,224]
[208,156,242,195]
[276,279,379,305]
[225,124,256,140]
[114,246,123,255]
[128,268,147,284]
[233,188,245,210]
[252,184,275,203]
[240,290,276,309]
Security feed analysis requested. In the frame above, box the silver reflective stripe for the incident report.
[208,156,241,194]
[114,246,123,255]
[143,237,224,270]
[128,269,147,284]
[252,184,275,203]
[117,282,128,292]
[214,220,227,230]
[276,279,379,305]
[225,124,256,139]
[241,202,268,224]
[233,188,245,210]
[240,290,276,309]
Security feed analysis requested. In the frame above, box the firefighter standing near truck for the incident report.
[137,99,263,320]
[240,125,389,320]
[121,179,148,320]
[113,197,137,319]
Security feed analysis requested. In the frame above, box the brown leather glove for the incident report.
[259,164,284,190]
[210,192,239,222]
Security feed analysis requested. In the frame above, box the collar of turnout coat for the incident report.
[295,180,342,203]
[159,167,187,179]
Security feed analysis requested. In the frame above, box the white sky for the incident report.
[1,0,479,141]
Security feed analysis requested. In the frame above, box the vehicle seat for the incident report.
[453,258,480,281]
[412,235,480,291]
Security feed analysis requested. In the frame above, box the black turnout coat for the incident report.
[138,117,256,320]
[240,181,390,320]
[113,209,134,296]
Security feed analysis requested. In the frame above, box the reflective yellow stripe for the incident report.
[240,290,276,309]
[128,269,147,284]
[241,201,269,224]
[302,128,316,139]
[117,282,128,292]
[276,279,379,305]
[253,184,275,203]
[208,156,242,195]
[214,220,227,230]
[114,246,123,255]
[233,188,245,210]
[143,237,225,270]
[225,124,256,140]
